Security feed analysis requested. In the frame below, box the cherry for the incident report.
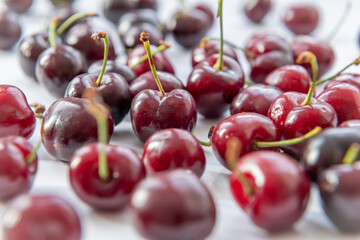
[2,194,82,240]
[129,71,184,99]
[130,169,216,240]
[4,0,33,13]
[142,128,206,177]
[130,31,197,142]
[127,43,174,77]
[103,0,157,24]
[230,84,283,116]
[66,32,131,126]
[88,60,137,84]
[230,150,310,231]
[0,85,36,139]
[0,11,22,50]
[338,119,360,128]
[263,65,311,94]
[0,136,38,200]
[167,3,214,48]
[325,73,360,90]
[41,97,114,161]
[283,4,319,35]
[64,23,117,65]
[244,0,272,23]
[317,83,360,124]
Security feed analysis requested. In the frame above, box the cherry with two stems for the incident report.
[130,31,197,142]
[187,0,245,118]
[65,31,131,126]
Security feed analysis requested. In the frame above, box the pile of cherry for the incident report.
[1,0,360,239]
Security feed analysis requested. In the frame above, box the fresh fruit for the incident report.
[283,4,319,35]
[0,11,22,50]
[244,0,272,23]
[4,0,33,13]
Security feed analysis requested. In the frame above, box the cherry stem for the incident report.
[255,126,322,148]
[91,32,108,87]
[56,13,98,36]
[84,89,109,181]
[245,80,255,86]
[326,2,351,43]
[48,17,59,47]
[35,113,44,119]
[179,0,186,9]
[199,140,211,147]
[343,143,360,165]
[140,31,165,98]
[296,51,318,106]
[26,140,41,164]
[213,0,224,71]
[129,41,170,69]
[315,56,360,86]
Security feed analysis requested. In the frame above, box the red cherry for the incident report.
[244,0,272,23]
[283,5,319,35]
[142,128,206,177]
[230,151,310,231]
[0,11,22,50]
[4,0,33,13]
[2,194,82,240]
[325,73,360,90]
[338,119,360,128]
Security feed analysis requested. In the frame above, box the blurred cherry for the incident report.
[283,4,319,35]
[0,11,22,50]
[244,0,272,23]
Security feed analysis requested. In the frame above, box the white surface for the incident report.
[1,0,360,239]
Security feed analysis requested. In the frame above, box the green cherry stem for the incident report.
[129,41,171,69]
[91,31,108,87]
[254,126,322,149]
[140,31,165,98]
[48,17,59,47]
[325,2,351,43]
[296,51,318,106]
[84,89,109,181]
[56,12,98,36]
[26,140,41,164]
[343,143,360,165]
[213,0,224,71]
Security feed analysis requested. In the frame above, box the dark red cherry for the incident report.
[318,163,360,232]
[283,4,319,35]
[264,65,311,94]
[244,0,272,23]
[211,113,280,170]
[142,128,206,177]
[191,39,238,67]
[2,194,82,240]
[291,35,335,78]
[130,89,197,143]
[230,150,310,231]
[103,0,157,24]
[129,71,183,99]
[69,143,145,211]
[130,169,216,240]
[65,73,131,125]
[88,60,137,84]
[325,73,360,90]
[0,136,37,200]
[35,44,87,98]
[64,23,117,65]
[127,44,174,76]
[187,54,245,118]
[0,11,22,50]
[41,97,114,161]
[230,84,283,116]
[0,85,36,139]
[338,119,360,128]
[4,0,33,13]
[317,83,360,124]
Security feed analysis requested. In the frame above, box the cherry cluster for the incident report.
[1,0,360,239]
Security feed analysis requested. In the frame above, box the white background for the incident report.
[1,0,360,239]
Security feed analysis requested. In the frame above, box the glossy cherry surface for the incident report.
[230,84,283,116]
[244,0,272,23]
[4,0,33,13]
[69,143,146,211]
[142,128,206,177]
[65,73,131,125]
[0,11,22,50]
[130,169,216,240]
[211,113,280,169]
[129,71,183,99]
[130,89,197,142]
[88,60,137,84]
[187,54,245,118]
[325,73,360,89]
[0,136,37,200]
[338,119,360,128]
[0,85,36,139]
[283,5,319,35]
[121,22,163,50]
[35,44,87,98]
[230,151,310,231]
[318,163,360,232]
[2,194,82,240]
[41,97,114,161]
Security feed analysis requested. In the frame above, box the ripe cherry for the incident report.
[325,73,360,90]
[244,0,272,23]
[88,60,137,84]
[338,119,360,128]
[4,0,33,13]
[283,4,319,35]
[0,11,22,50]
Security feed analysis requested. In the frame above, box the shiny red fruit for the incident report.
[244,0,272,23]
[283,5,319,35]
